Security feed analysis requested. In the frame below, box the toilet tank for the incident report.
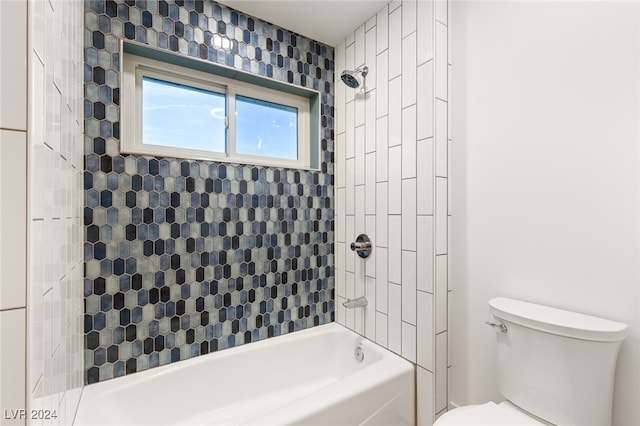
[488,297,628,426]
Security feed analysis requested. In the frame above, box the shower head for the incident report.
[340,66,368,89]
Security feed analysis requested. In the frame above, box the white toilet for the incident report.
[435,297,628,426]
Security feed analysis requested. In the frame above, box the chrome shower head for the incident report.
[340,66,368,88]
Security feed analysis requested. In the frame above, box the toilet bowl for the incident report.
[435,297,628,426]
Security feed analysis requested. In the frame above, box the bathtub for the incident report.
[74,323,415,426]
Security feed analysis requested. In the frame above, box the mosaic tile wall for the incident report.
[84,0,335,384]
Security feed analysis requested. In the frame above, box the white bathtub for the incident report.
[74,323,415,426]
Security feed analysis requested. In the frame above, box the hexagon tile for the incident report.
[84,0,335,384]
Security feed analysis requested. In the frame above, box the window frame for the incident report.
[121,51,313,169]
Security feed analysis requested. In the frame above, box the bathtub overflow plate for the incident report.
[354,346,364,362]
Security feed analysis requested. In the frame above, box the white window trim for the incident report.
[121,52,313,169]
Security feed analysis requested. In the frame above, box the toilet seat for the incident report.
[433,401,546,425]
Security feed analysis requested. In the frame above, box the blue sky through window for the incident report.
[235,95,298,160]
[142,77,226,152]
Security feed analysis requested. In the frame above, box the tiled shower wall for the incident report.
[84,1,334,384]
[1,1,84,425]
[335,0,451,424]
[30,0,85,424]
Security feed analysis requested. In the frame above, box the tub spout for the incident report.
[342,296,368,309]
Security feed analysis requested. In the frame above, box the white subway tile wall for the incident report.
[335,0,450,423]
[28,1,85,425]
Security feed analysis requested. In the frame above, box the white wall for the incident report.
[335,0,451,423]
[451,1,640,425]
[0,1,28,422]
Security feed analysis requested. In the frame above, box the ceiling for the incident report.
[217,1,389,46]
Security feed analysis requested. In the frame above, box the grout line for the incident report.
[0,127,27,133]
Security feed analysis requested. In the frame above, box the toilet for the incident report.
[435,297,628,426]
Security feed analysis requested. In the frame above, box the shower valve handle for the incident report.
[350,234,372,259]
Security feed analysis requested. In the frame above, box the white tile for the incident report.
[375,312,388,347]
[417,0,434,65]
[417,61,434,140]
[345,216,356,273]
[376,5,389,54]
[417,216,434,293]
[388,216,402,284]
[355,126,365,186]
[365,276,376,340]
[401,250,417,324]
[401,178,417,251]
[402,0,417,37]
[375,247,388,313]
[345,158,355,215]
[435,0,448,25]
[337,188,346,241]
[336,296,346,326]
[345,43,355,104]
[417,138,434,215]
[336,243,346,298]
[417,367,435,426]
[402,32,417,108]
[345,271,356,328]
[355,93,366,127]
[0,309,26,421]
[435,178,448,254]
[31,0,46,62]
[336,133,346,189]
[376,50,389,118]
[355,24,366,68]
[336,94,346,137]
[402,105,417,179]
[388,77,402,147]
[366,91,377,153]
[435,22,448,101]
[389,0,402,13]
[365,214,377,274]
[335,42,346,125]
[354,275,366,336]
[448,218,452,292]
[0,0,27,131]
[29,220,44,394]
[448,140,452,215]
[376,116,389,183]
[345,101,355,158]
[401,322,416,362]
[448,295,452,367]
[435,331,448,412]
[448,0,452,60]
[376,182,389,248]
[345,30,355,47]
[0,130,27,310]
[448,63,452,133]
[388,146,402,214]
[388,7,402,79]
[417,291,434,370]
[365,153,376,215]
[435,255,448,333]
[366,14,377,32]
[388,283,402,354]
[435,99,448,178]
[355,185,365,239]
[50,83,62,155]
[365,26,377,92]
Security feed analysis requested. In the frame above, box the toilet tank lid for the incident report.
[488,297,628,342]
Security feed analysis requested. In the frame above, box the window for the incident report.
[121,44,318,169]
